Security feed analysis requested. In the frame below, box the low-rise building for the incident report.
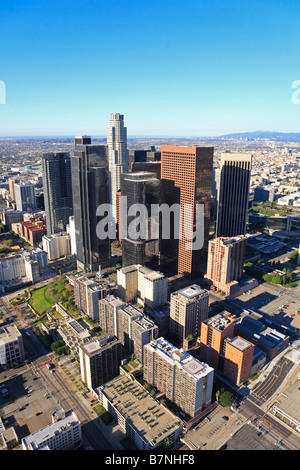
[21,409,82,450]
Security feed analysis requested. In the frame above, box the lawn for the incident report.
[29,275,73,315]
[93,405,113,425]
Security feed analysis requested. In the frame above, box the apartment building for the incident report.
[0,325,25,369]
[99,295,158,363]
[143,337,214,418]
[170,285,209,344]
[42,232,71,261]
[79,335,122,390]
[22,409,81,450]
[74,274,107,321]
[117,264,168,309]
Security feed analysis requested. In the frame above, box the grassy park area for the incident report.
[29,275,73,315]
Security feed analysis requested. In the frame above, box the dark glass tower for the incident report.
[71,138,110,272]
[42,152,73,235]
[121,172,161,268]
[216,153,252,238]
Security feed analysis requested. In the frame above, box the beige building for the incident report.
[42,232,71,261]
[170,285,209,344]
[0,325,25,368]
[206,236,246,295]
[117,264,168,309]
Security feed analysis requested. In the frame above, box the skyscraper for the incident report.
[14,183,36,212]
[71,138,110,272]
[216,152,252,238]
[160,145,213,277]
[107,113,129,220]
[42,152,73,235]
[121,171,161,268]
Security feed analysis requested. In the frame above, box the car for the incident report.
[222,416,229,421]
[36,412,43,416]
[205,416,211,422]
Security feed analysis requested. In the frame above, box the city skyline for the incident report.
[0,0,300,136]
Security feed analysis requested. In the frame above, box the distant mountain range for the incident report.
[218,131,300,142]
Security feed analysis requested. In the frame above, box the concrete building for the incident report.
[107,113,129,221]
[199,311,236,370]
[223,336,254,386]
[143,337,214,418]
[0,251,46,291]
[74,274,107,321]
[79,335,122,390]
[14,184,36,212]
[42,232,71,261]
[66,215,77,255]
[117,264,168,309]
[0,325,25,369]
[216,152,252,238]
[21,409,82,450]
[170,285,209,344]
[99,295,159,363]
[96,374,182,450]
[160,145,213,277]
[206,236,246,295]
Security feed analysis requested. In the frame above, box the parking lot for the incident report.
[182,404,247,450]
[0,367,58,447]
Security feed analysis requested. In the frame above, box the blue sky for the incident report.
[0,0,299,137]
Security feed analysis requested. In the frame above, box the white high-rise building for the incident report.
[107,113,129,220]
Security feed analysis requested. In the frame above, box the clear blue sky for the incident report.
[0,0,299,137]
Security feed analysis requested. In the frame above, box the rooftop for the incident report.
[97,374,181,447]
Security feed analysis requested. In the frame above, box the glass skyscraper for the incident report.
[42,152,73,235]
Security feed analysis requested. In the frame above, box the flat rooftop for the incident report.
[230,337,253,352]
[174,284,207,300]
[98,374,181,446]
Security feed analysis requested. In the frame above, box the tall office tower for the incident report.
[73,274,107,321]
[42,152,73,235]
[121,172,161,269]
[71,137,110,272]
[170,285,209,345]
[79,335,122,390]
[223,336,254,386]
[107,113,129,220]
[206,236,246,294]
[14,184,36,212]
[99,295,159,363]
[199,311,235,370]
[216,152,252,238]
[160,145,213,277]
[143,337,214,418]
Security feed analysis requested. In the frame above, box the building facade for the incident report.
[107,113,129,220]
[42,152,73,235]
[170,285,209,344]
[143,337,214,418]
[160,145,213,277]
[79,335,122,390]
[216,152,252,238]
